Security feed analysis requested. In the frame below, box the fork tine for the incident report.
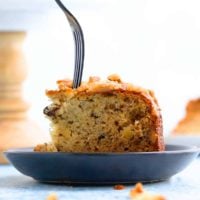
[78,38,84,84]
[75,31,84,87]
[55,0,85,89]
[73,31,80,88]
[74,31,84,87]
[75,33,83,87]
[75,33,83,86]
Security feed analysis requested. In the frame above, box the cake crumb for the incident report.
[114,184,125,190]
[34,143,58,152]
[130,183,166,200]
[46,193,58,200]
[89,76,101,83]
[44,183,165,200]
[107,74,122,83]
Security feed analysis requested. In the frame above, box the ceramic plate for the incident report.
[165,135,200,147]
[4,144,199,185]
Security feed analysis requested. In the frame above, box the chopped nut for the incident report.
[130,183,166,200]
[43,105,59,117]
[89,76,101,83]
[114,184,125,190]
[46,193,58,200]
[107,74,122,83]
[57,79,72,89]
[130,183,144,195]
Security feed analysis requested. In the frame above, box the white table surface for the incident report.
[0,157,200,200]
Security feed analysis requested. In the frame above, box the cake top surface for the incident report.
[46,74,158,103]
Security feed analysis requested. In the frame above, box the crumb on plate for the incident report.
[34,143,58,152]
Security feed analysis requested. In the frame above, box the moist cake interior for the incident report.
[44,91,160,152]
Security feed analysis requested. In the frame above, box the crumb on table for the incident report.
[130,183,166,200]
[46,192,58,200]
[44,183,166,200]
[114,184,125,190]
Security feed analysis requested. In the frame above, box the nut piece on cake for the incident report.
[37,74,164,152]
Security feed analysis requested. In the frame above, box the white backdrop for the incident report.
[11,0,199,135]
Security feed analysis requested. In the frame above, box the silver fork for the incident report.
[55,0,85,88]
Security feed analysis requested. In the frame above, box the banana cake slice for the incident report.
[36,74,164,152]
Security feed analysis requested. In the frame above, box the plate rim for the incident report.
[4,144,200,156]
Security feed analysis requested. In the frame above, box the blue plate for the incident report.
[4,144,199,185]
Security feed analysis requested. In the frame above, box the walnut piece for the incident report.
[46,193,58,200]
[130,183,166,200]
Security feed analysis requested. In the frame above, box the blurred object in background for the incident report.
[173,98,200,134]
[0,32,48,164]
[165,98,200,147]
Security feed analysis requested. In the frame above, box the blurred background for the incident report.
[1,0,200,135]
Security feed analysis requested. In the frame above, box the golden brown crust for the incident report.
[46,75,155,100]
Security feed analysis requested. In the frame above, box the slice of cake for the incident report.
[38,74,164,152]
[173,98,200,134]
